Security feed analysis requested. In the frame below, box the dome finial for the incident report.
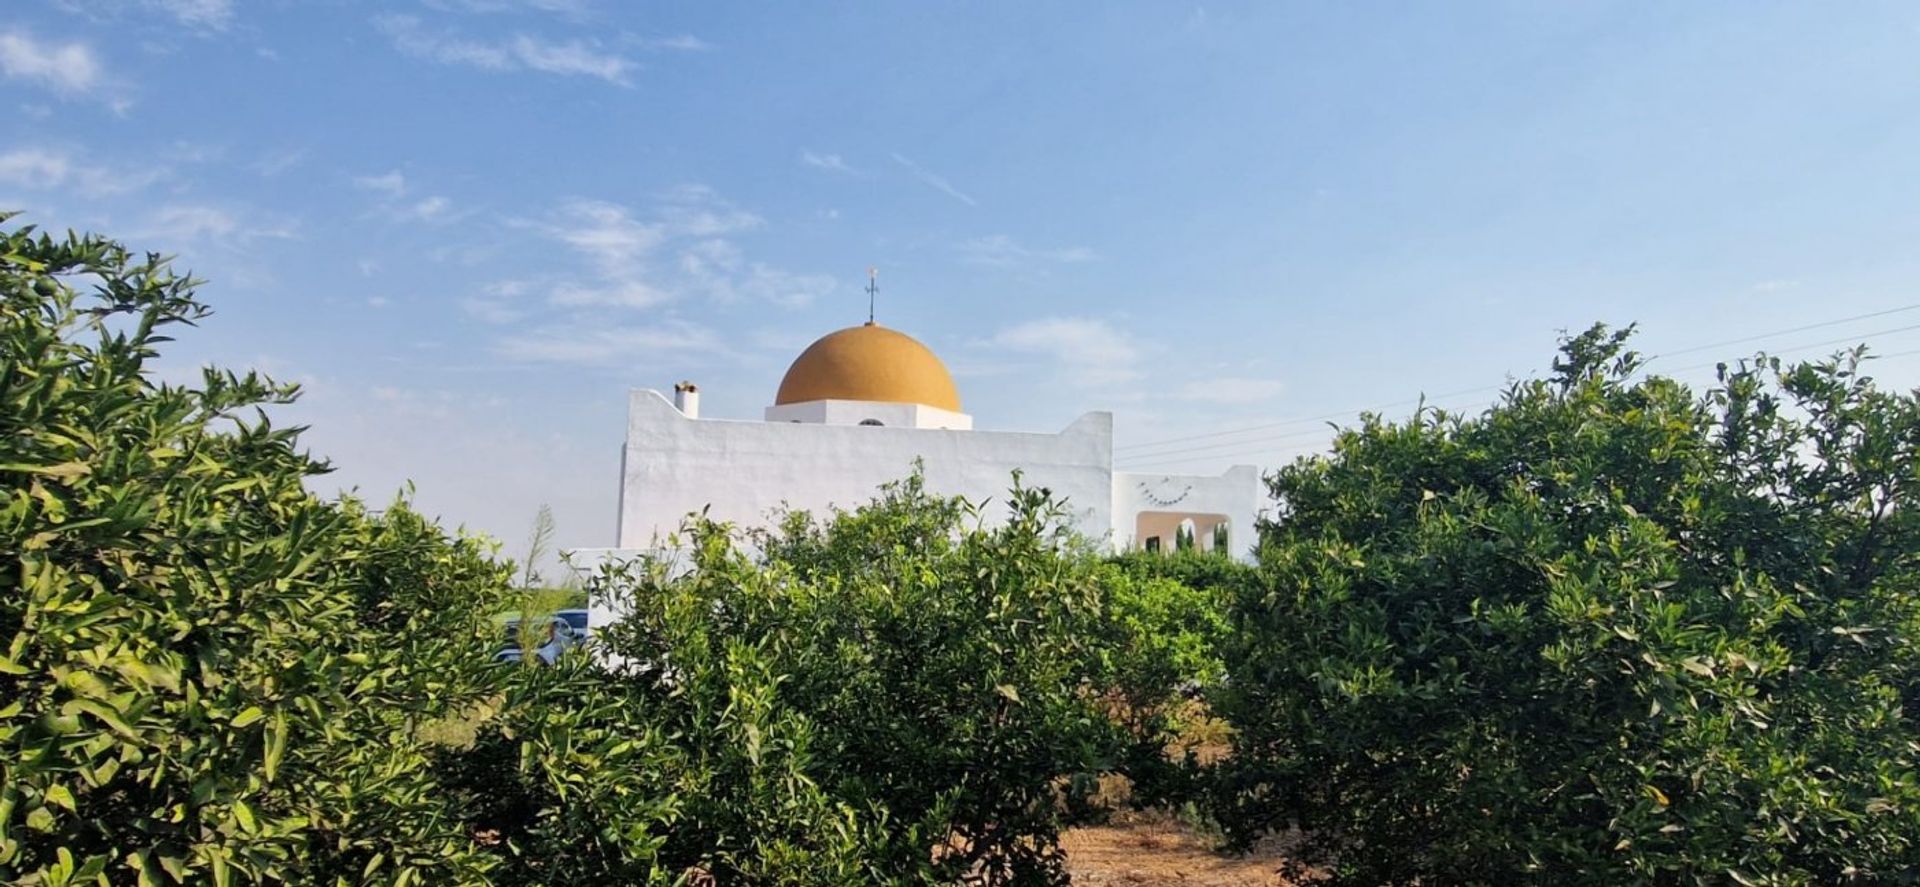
[865,267,878,326]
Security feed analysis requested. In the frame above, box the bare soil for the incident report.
[1062,810,1317,886]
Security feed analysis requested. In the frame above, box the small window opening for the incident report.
[859,419,885,426]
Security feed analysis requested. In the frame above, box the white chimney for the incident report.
[672,381,700,419]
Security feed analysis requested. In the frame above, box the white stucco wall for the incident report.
[762,398,973,430]
[1112,465,1266,560]
[618,389,1113,549]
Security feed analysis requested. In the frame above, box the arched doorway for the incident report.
[1133,511,1229,554]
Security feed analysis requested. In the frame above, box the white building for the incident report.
[577,321,1265,565]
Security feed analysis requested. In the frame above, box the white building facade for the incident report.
[584,322,1266,563]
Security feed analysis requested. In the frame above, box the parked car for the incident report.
[492,614,581,665]
[554,608,591,640]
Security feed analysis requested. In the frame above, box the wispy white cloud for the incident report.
[529,189,751,270]
[140,204,299,246]
[250,147,308,177]
[408,195,454,220]
[800,150,858,175]
[422,0,595,16]
[989,317,1142,387]
[508,33,630,81]
[548,278,672,309]
[538,198,671,275]
[463,280,532,324]
[53,0,235,31]
[628,33,711,52]
[890,152,976,206]
[0,147,165,197]
[354,169,408,196]
[470,188,833,358]
[374,14,635,85]
[0,29,105,97]
[122,204,300,290]
[957,234,1096,268]
[675,237,835,308]
[653,184,763,238]
[351,170,459,223]
[1179,376,1287,404]
[162,141,224,164]
[151,0,234,30]
[495,318,725,365]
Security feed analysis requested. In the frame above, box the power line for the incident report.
[1114,305,1920,458]
[1662,322,1920,375]
[1116,320,1920,472]
[1115,389,1489,462]
[1121,441,1335,473]
[1643,303,1920,363]
[1112,383,1504,453]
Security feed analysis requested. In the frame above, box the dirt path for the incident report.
[1061,811,1312,886]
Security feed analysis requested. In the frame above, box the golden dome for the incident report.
[775,323,962,411]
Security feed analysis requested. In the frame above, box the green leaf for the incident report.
[63,698,138,739]
[127,849,161,887]
[0,460,91,479]
[262,710,287,783]
[208,847,230,887]
[230,707,265,729]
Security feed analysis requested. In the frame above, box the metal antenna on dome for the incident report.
[865,267,879,325]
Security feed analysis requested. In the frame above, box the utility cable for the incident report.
[1114,305,1920,458]
[1116,319,1920,471]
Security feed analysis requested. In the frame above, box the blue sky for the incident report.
[6,1,1920,555]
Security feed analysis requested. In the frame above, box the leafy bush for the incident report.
[0,215,516,884]
[435,648,893,886]
[1090,553,1244,808]
[1098,559,1233,715]
[529,474,1129,884]
[1216,326,1920,884]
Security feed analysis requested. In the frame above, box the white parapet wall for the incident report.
[618,389,1116,550]
[763,398,973,430]
[1112,465,1266,559]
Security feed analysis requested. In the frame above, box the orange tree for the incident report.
[1216,326,1920,884]
[0,213,516,883]
[439,474,1192,885]
[504,476,1128,884]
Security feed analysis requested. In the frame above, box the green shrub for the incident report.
[545,473,1127,884]
[1216,325,1920,884]
[0,214,515,884]
[435,647,893,886]
[1097,564,1230,713]
[1095,552,1247,810]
